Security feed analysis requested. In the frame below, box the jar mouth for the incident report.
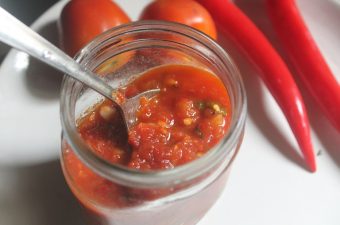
[60,21,247,188]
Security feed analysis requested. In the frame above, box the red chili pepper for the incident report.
[196,0,316,172]
[266,0,340,133]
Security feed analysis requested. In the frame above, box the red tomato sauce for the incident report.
[63,64,231,207]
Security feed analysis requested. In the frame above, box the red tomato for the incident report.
[59,0,131,56]
[139,0,217,40]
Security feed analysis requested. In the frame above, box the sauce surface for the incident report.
[64,64,231,206]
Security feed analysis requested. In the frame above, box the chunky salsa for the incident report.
[63,64,231,207]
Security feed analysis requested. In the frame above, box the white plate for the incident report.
[0,0,339,225]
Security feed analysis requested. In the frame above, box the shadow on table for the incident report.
[0,160,87,225]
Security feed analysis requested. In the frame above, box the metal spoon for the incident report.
[0,7,158,130]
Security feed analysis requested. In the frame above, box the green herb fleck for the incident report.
[194,126,203,138]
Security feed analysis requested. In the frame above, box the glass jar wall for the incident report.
[60,21,246,225]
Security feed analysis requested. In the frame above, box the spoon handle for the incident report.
[0,7,113,99]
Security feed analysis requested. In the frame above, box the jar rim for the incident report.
[60,20,247,188]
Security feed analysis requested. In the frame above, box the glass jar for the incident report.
[60,21,246,225]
